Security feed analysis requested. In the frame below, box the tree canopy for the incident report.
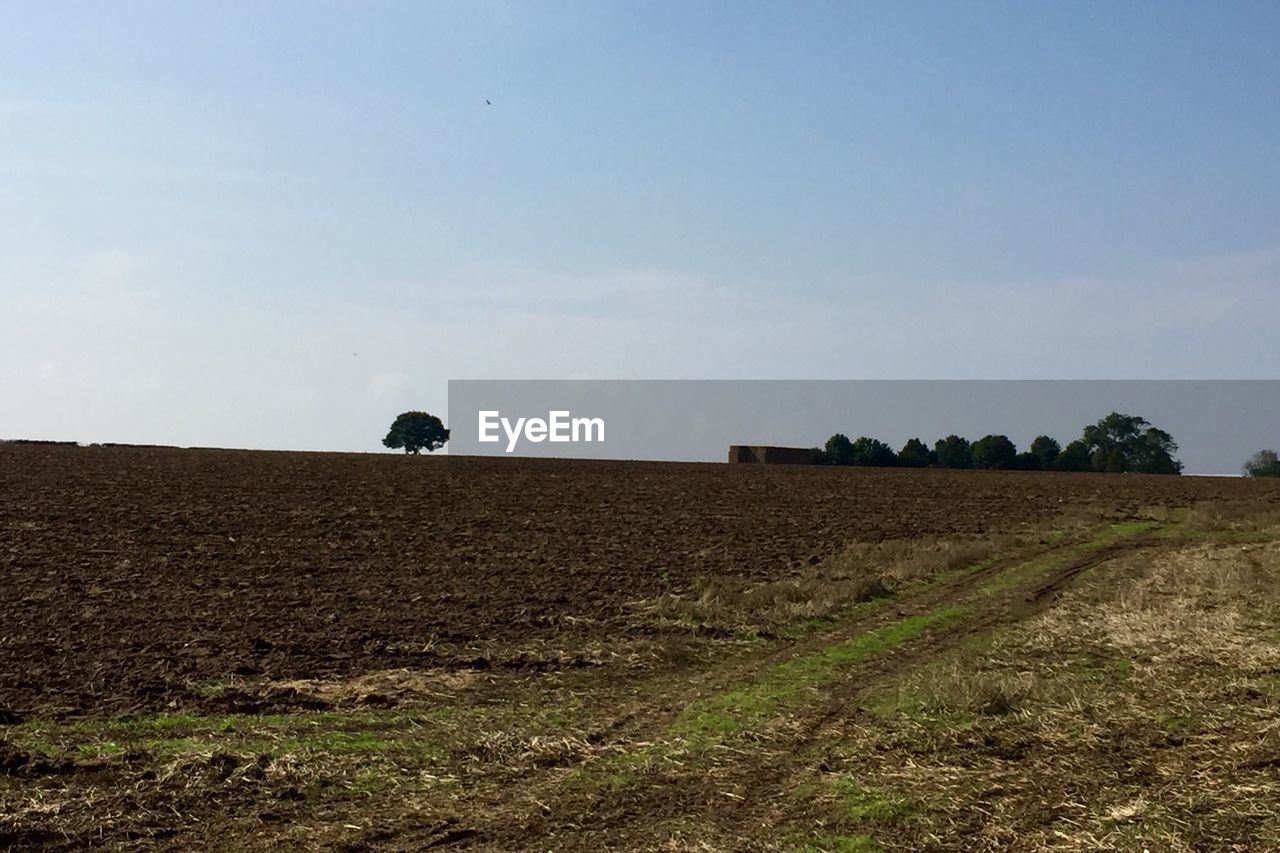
[1080,412,1182,474]
[1029,436,1061,470]
[814,412,1181,474]
[1056,439,1091,472]
[971,434,1018,470]
[383,411,450,454]
[897,437,932,468]
[1243,449,1280,478]
[934,435,972,469]
[823,433,855,466]
[849,436,898,467]
[823,434,898,467]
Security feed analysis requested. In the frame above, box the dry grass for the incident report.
[831,537,1008,586]
[646,535,1012,635]
[843,531,1280,850]
[1021,535,1280,676]
[881,662,1039,719]
[1183,499,1280,533]
[263,668,479,707]
[678,572,891,631]
[456,730,596,770]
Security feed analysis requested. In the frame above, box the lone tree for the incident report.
[1244,449,1280,478]
[1080,412,1181,474]
[383,411,450,454]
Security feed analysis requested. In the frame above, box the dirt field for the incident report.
[2,444,1279,850]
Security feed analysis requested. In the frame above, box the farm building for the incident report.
[727,445,823,465]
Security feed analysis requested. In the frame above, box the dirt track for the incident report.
[1,444,1276,718]
[457,527,1168,851]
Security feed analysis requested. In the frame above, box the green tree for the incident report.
[1243,449,1280,478]
[1029,435,1061,470]
[849,436,898,467]
[934,435,972,469]
[971,434,1018,470]
[1132,426,1182,474]
[824,433,855,466]
[1080,412,1182,474]
[1056,439,1092,472]
[383,411,450,454]
[897,437,932,468]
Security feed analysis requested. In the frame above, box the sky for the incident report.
[2,1,1279,452]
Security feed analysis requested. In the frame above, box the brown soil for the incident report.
[3,444,1280,851]
[3,444,1273,719]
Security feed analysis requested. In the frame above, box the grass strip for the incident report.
[669,605,971,751]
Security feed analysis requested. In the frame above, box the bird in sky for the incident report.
[486,99,491,105]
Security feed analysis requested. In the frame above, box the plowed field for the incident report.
[3,444,1280,851]
[2,444,1270,718]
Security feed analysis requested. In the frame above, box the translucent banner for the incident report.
[446,380,1280,476]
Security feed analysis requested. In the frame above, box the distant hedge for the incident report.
[1,439,80,446]
[818,412,1182,475]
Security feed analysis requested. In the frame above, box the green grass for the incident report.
[1075,651,1134,682]
[827,777,913,824]
[599,605,976,778]
[866,685,975,726]
[977,550,1071,596]
[977,521,1158,597]
[1108,520,1161,537]
[345,766,402,797]
[1152,712,1200,733]
[644,523,1160,753]
[853,524,1161,725]
[778,596,898,640]
[670,606,972,750]
[611,524,1155,766]
[741,525,1124,643]
[774,552,1003,641]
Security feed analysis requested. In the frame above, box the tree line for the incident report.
[376,408,1280,477]
[819,412,1183,475]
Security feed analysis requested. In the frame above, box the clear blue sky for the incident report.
[3,1,1278,450]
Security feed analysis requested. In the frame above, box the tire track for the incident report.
[438,528,1161,850]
